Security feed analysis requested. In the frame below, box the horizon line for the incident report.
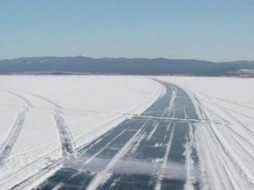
[0,55,253,63]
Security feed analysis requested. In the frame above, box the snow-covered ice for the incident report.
[1,75,254,189]
[158,76,254,189]
[0,75,162,189]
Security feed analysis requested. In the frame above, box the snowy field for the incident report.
[0,76,162,189]
[0,75,254,189]
[158,76,254,189]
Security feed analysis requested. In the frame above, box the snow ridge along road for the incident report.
[36,81,202,190]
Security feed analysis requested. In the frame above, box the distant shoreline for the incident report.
[0,56,253,77]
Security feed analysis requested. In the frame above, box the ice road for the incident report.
[35,81,201,190]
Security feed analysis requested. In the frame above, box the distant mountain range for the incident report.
[0,56,254,76]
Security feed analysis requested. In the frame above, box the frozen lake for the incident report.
[0,76,253,189]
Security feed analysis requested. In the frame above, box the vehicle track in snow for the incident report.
[0,90,33,164]
[1,87,76,157]
[194,95,254,189]
[204,105,254,166]
[0,86,76,190]
[0,110,26,164]
[2,90,33,109]
[25,92,76,157]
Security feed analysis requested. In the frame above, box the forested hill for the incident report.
[0,56,254,76]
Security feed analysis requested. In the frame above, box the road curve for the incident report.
[35,81,201,190]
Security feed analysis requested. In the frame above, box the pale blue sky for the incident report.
[1,0,254,61]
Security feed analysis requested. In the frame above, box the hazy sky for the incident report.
[1,0,254,61]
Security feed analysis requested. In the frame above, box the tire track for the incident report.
[27,92,76,157]
[0,90,33,164]
[195,105,237,189]
[0,110,26,164]
[1,87,76,158]
[195,96,254,189]
[3,90,33,109]
[204,106,254,165]
[53,114,76,157]
[201,96,254,182]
